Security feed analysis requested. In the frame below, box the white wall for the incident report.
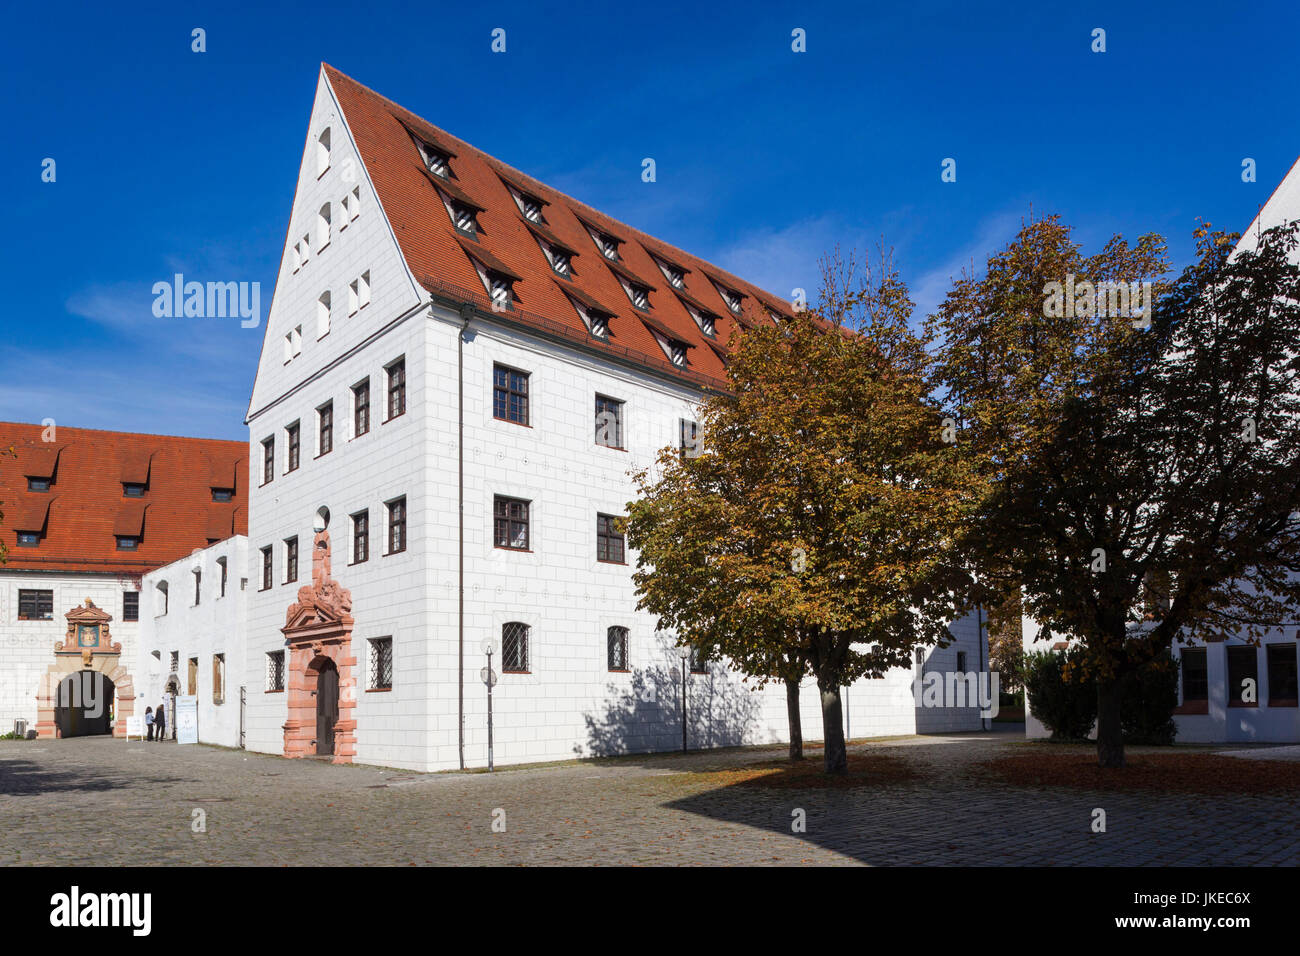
[138,536,248,747]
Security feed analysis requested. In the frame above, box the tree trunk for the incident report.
[818,682,847,774]
[1096,677,1125,768]
[785,677,803,761]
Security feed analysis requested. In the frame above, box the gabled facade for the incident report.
[242,66,987,773]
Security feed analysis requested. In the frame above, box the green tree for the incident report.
[928,215,1300,767]
[627,254,980,773]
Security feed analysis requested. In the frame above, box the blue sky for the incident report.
[4,0,1298,440]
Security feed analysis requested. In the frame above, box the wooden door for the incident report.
[316,661,339,756]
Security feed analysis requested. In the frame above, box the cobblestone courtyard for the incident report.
[1,728,1295,866]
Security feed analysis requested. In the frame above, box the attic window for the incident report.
[316,128,331,177]
[212,488,234,502]
[123,482,146,498]
[451,201,478,236]
[488,274,514,310]
[720,287,742,314]
[629,284,650,310]
[510,188,545,224]
[16,532,40,548]
[590,314,609,337]
[27,477,50,492]
[548,246,571,277]
[684,304,716,337]
[657,260,687,289]
[422,144,450,178]
[116,535,140,551]
[584,225,621,261]
[670,342,688,367]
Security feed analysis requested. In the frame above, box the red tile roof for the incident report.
[324,65,802,392]
[0,422,248,575]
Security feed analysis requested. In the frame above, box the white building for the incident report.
[136,536,248,747]
[238,65,989,772]
[0,423,247,739]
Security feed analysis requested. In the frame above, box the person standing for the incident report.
[144,706,154,742]
[154,700,167,742]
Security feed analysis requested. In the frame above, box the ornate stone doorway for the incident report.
[55,671,115,737]
[281,529,356,763]
[36,599,136,738]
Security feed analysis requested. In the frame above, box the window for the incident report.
[595,395,624,449]
[679,419,700,459]
[212,487,234,502]
[387,497,407,555]
[283,325,302,362]
[597,514,625,564]
[502,622,530,673]
[187,657,198,696]
[17,589,53,621]
[267,651,286,692]
[260,546,273,591]
[607,626,629,672]
[369,637,393,690]
[1181,648,1208,706]
[494,496,529,550]
[669,341,688,367]
[1267,643,1298,706]
[217,557,228,597]
[317,291,331,338]
[285,536,299,583]
[548,246,571,277]
[316,127,331,176]
[350,186,360,219]
[16,532,40,548]
[157,582,169,616]
[212,654,225,705]
[193,569,201,605]
[1227,646,1259,707]
[493,365,529,425]
[27,477,51,492]
[690,647,707,674]
[316,203,331,250]
[513,189,544,223]
[592,230,620,260]
[116,536,140,551]
[716,284,743,314]
[487,271,513,310]
[292,240,304,272]
[697,311,716,337]
[286,422,301,472]
[422,144,450,178]
[170,651,178,673]
[348,270,371,311]
[589,313,609,338]
[261,437,275,484]
[624,281,650,311]
[386,359,406,420]
[451,201,478,235]
[123,591,139,622]
[353,379,371,437]
[956,650,968,674]
[659,261,685,289]
[318,402,334,456]
[123,482,146,497]
[340,191,351,224]
[352,510,369,564]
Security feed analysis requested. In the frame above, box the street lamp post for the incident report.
[676,644,693,753]
[480,638,497,772]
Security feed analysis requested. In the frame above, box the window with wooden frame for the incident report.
[607,626,629,672]
[353,379,371,437]
[123,591,139,622]
[17,589,53,621]
[260,546,273,591]
[387,497,407,555]
[386,359,406,420]
[286,422,301,472]
[492,364,529,425]
[318,401,334,456]
[1227,645,1259,707]
[261,436,275,484]
[187,657,198,696]
[1267,643,1298,707]
[494,496,530,551]
[212,654,225,705]
[596,514,625,564]
[502,622,530,673]
[285,536,299,583]
[595,395,624,448]
[352,509,369,564]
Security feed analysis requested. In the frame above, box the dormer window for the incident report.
[563,289,612,339]
[590,314,609,337]
[451,201,478,236]
[656,259,688,289]
[508,186,545,224]
[622,280,650,311]
[599,234,620,259]
[27,477,50,492]
[422,144,451,178]
[683,304,716,338]
[670,342,688,366]
[17,531,40,547]
[721,288,742,313]
[549,247,571,277]
[116,535,140,551]
[487,272,514,310]
[123,482,146,498]
[212,488,234,502]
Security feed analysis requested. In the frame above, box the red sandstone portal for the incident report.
[281,530,356,763]
[36,599,136,739]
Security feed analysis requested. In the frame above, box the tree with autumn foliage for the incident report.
[626,252,981,774]
[928,215,1300,768]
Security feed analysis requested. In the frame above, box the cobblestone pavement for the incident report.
[1,729,1295,866]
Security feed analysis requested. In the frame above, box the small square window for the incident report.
[116,535,140,551]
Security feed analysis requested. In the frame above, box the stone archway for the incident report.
[281,530,356,763]
[35,599,136,738]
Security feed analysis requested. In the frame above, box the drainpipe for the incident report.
[457,304,472,770]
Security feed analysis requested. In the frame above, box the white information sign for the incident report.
[176,695,199,745]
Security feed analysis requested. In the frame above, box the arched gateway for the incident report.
[36,599,136,738]
[281,529,356,762]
